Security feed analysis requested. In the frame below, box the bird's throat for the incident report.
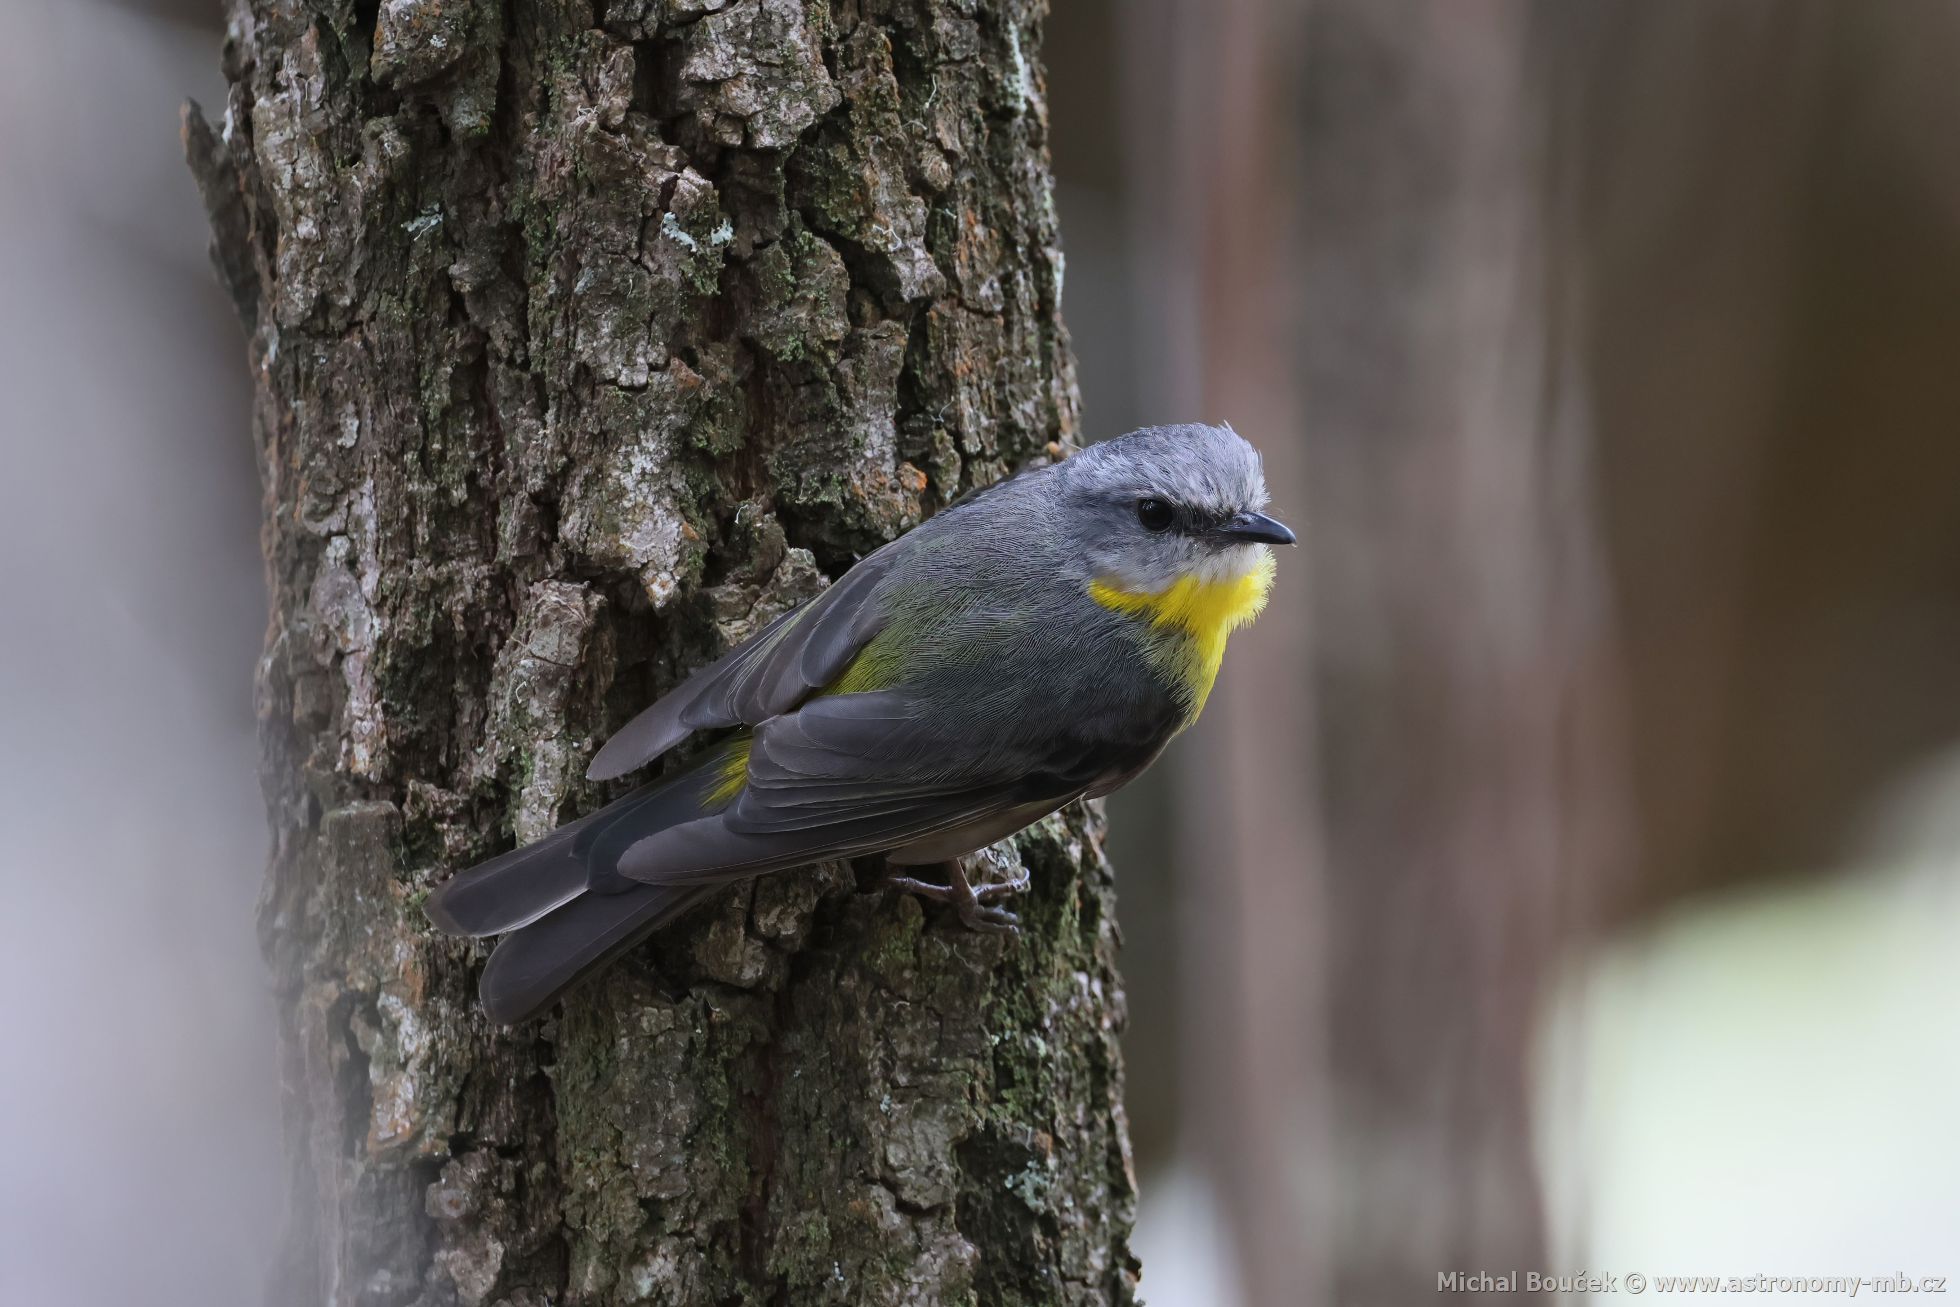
[1087,550,1276,719]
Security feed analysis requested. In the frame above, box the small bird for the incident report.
[427,423,1294,1022]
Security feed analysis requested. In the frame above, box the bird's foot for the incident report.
[886,856,1028,934]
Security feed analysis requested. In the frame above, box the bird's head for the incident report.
[1058,422,1295,598]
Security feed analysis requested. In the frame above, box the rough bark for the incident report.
[186,2,1137,1303]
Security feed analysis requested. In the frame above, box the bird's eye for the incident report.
[1136,497,1174,532]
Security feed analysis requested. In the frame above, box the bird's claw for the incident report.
[970,871,1031,902]
[886,861,1029,935]
[960,901,1022,934]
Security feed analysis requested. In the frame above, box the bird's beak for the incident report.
[1216,510,1297,546]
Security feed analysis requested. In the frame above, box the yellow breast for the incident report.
[1088,550,1276,719]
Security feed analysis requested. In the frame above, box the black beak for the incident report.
[1216,510,1297,546]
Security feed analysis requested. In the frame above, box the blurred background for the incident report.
[4,0,1958,1303]
[0,3,278,1306]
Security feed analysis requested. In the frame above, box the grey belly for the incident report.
[885,796,1078,865]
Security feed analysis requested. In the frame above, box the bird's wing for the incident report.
[586,540,902,780]
[607,690,1106,885]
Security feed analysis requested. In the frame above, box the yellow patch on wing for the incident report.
[820,589,964,697]
[706,614,915,812]
[824,639,904,696]
[707,734,753,807]
[1088,550,1276,719]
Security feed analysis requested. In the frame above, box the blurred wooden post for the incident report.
[1144,0,1632,1298]
[1144,0,1960,1299]
[1293,2,1628,1297]
[1124,0,1329,1301]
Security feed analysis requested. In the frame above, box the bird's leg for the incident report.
[885,854,1028,934]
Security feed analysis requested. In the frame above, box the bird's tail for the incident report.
[423,818,600,938]
[475,881,716,1024]
[425,753,740,1023]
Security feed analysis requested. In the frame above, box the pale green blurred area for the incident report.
[1539,762,1960,1301]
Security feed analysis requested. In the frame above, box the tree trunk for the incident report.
[186,2,1137,1303]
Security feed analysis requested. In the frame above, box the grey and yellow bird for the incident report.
[426,423,1294,1023]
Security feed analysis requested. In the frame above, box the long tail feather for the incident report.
[426,755,731,939]
[477,883,715,1024]
[424,825,593,937]
[425,755,741,1021]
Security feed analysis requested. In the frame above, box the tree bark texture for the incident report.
[186,2,1137,1303]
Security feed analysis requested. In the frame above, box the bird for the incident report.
[426,423,1295,1023]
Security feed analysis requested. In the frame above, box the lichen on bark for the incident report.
[187,0,1135,1302]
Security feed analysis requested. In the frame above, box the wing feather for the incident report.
[612,691,1090,885]
[586,542,900,780]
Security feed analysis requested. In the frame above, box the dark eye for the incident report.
[1136,497,1174,532]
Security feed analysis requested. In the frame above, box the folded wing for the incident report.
[585,541,902,781]
[598,690,1095,886]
